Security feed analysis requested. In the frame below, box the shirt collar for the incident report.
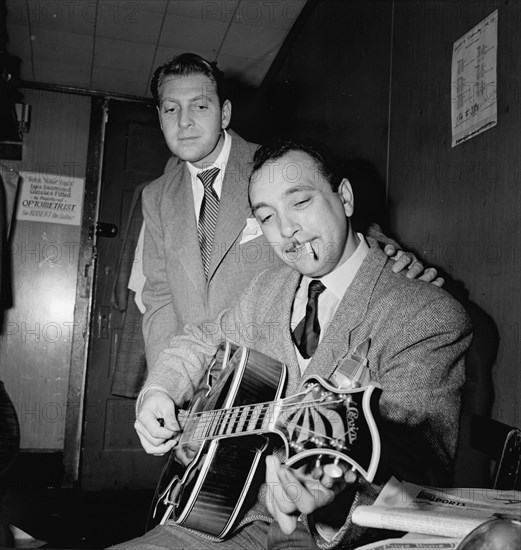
[307,233,369,301]
[187,130,232,179]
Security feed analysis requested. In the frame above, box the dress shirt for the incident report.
[127,222,146,313]
[187,130,232,221]
[291,234,369,373]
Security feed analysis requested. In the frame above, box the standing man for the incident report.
[142,53,439,368]
[142,53,267,367]
[122,138,471,550]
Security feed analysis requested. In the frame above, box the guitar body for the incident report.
[150,343,286,538]
[149,342,382,540]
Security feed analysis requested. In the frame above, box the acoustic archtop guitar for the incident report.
[148,342,381,539]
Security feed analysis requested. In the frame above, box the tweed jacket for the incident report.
[141,131,284,367]
[141,237,472,549]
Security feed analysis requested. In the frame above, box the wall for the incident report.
[0,88,90,449]
[253,0,519,485]
[388,0,520,433]
[250,0,393,186]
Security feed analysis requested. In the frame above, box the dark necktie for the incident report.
[292,280,326,359]
[197,167,220,278]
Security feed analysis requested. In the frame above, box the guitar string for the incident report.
[185,398,342,428]
[185,396,344,421]
[180,399,349,446]
[183,420,349,448]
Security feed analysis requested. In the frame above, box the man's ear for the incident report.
[338,178,354,217]
[221,99,232,129]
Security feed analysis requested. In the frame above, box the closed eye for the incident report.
[163,106,178,114]
[254,209,273,224]
[294,198,310,207]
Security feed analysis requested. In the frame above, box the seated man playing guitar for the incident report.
[116,139,472,550]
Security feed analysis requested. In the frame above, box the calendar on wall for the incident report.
[451,10,497,147]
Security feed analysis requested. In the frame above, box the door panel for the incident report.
[82,99,171,490]
[0,89,90,451]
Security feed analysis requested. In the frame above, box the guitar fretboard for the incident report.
[182,396,344,444]
[186,401,281,441]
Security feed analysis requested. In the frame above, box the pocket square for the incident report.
[239,217,263,244]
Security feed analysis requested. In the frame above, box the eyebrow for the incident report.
[250,202,268,215]
[160,94,213,103]
[284,185,315,195]
[250,185,315,213]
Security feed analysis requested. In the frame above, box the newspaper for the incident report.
[356,534,461,550]
[352,476,521,540]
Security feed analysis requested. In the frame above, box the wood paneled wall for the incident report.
[388,0,520,430]
[251,0,393,180]
[0,89,90,449]
[254,0,519,483]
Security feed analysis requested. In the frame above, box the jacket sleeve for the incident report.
[138,270,266,408]
[141,184,180,368]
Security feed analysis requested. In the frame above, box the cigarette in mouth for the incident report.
[305,242,318,261]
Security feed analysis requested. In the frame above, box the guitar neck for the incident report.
[182,400,286,443]
[177,377,381,484]
[181,393,347,445]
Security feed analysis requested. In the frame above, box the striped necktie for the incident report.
[292,280,326,359]
[197,167,220,278]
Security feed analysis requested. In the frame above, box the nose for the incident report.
[178,108,193,129]
[279,212,301,239]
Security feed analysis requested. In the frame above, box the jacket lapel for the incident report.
[207,133,253,281]
[162,164,206,296]
[305,239,387,383]
[273,269,304,397]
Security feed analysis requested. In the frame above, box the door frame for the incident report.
[63,96,107,486]
[61,93,165,486]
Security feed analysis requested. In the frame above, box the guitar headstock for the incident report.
[273,376,381,482]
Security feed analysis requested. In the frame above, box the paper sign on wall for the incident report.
[17,171,84,226]
[451,9,497,147]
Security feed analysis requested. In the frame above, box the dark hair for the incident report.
[249,137,343,191]
[150,53,226,105]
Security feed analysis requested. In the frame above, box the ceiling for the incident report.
[4,0,307,99]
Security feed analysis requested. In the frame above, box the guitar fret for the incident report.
[227,406,242,434]
[208,409,220,438]
[235,406,249,433]
[246,403,263,431]
[220,409,234,435]
[217,409,228,436]
[262,403,275,429]
[258,403,270,430]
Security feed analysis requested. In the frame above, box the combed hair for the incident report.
[150,53,226,105]
[250,137,343,191]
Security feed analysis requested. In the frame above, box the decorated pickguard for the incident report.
[272,376,381,481]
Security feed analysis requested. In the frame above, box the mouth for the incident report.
[286,240,318,262]
[304,242,318,262]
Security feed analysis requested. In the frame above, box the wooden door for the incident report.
[81,99,171,490]
[0,89,90,451]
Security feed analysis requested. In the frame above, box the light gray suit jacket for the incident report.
[142,238,472,549]
[141,132,282,367]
